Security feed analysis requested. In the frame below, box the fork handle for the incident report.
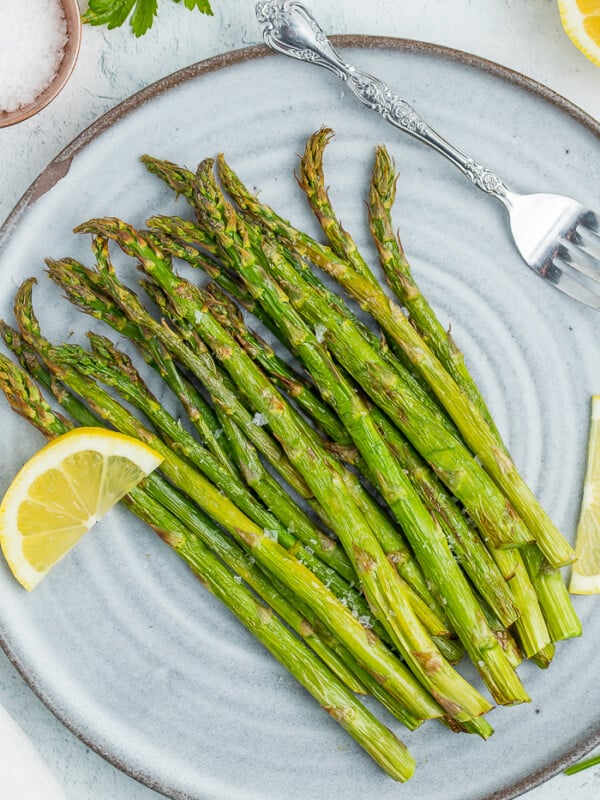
[256,1,510,201]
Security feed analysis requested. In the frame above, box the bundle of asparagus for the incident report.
[0,128,582,782]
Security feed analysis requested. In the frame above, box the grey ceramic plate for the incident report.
[0,38,599,800]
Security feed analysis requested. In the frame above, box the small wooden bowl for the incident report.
[0,0,82,129]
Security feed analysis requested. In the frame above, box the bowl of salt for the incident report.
[0,0,81,128]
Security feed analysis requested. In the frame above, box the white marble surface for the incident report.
[0,1,599,798]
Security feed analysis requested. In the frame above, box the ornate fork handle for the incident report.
[256,1,510,201]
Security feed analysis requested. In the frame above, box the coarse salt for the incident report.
[0,0,68,113]
[314,324,328,343]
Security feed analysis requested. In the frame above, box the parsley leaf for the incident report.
[130,0,158,35]
[174,0,213,13]
[83,0,213,37]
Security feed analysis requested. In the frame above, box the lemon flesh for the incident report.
[0,428,162,590]
[570,396,600,594]
[558,0,600,68]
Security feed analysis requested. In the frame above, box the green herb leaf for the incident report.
[130,0,158,36]
[564,754,600,776]
[174,0,214,14]
[83,0,213,35]
[83,0,137,29]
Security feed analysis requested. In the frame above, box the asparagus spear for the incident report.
[367,141,502,438]
[531,642,556,670]
[0,351,419,775]
[74,221,500,721]
[141,155,196,203]
[13,279,444,722]
[520,544,581,643]
[490,547,552,659]
[476,598,522,670]
[296,129,380,284]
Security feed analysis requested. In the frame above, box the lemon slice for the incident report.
[558,0,600,67]
[570,396,600,594]
[0,428,162,590]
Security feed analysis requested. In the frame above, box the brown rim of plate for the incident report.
[0,36,598,800]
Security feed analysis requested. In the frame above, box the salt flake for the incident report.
[314,324,328,343]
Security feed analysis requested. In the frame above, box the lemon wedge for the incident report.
[558,0,600,67]
[0,428,162,590]
[570,396,600,594]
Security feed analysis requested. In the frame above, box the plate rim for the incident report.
[1,36,599,800]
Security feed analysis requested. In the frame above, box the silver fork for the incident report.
[255,0,600,310]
